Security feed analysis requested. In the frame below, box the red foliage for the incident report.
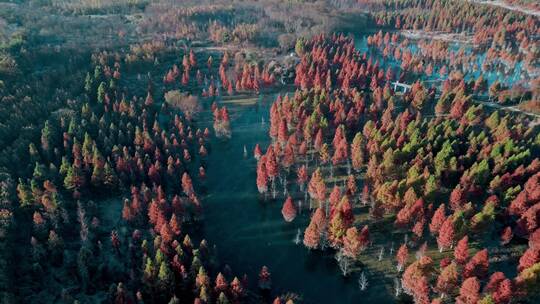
[215,272,228,293]
[450,185,466,211]
[463,249,489,279]
[530,228,540,250]
[256,161,268,194]
[500,226,513,245]
[182,172,194,195]
[346,175,357,196]
[454,236,469,264]
[435,262,459,297]
[304,208,326,249]
[437,217,455,251]
[486,272,513,304]
[160,222,173,243]
[254,144,263,160]
[456,277,480,304]
[297,165,308,187]
[170,214,181,236]
[281,196,297,222]
[518,248,540,272]
[429,204,446,235]
[396,243,408,271]
[342,227,362,258]
[358,225,370,249]
[303,222,320,249]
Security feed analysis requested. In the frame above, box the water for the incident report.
[200,94,394,303]
[196,32,529,303]
[355,34,526,89]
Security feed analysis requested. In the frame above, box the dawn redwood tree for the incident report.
[518,248,540,272]
[339,196,354,227]
[361,185,370,205]
[346,175,357,196]
[308,168,326,202]
[230,277,244,300]
[456,277,480,304]
[500,226,513,245]
[297,165,308,191]
[303,222,320,249]
[402,259,433,303]
[254,144,263,160]
[281,196,297,222]
[351,133,365,171]
[435,262,459,299]
[182,172,194,196]
[358,225,370,250]
[282,144,295,169]
[396,243,408,271]
[160,223,174,244]
[170,214,181,236]
[485,272,513,304]
[215,273,228,293]
[464,249,489,279]
[342,227,362,259]
[265,148,279,182]
[304,207,326,249]
[415,276,431,304]
[111,230,120,253]
[492,278,513,304]
[256,161,268,194]
[328,211,347,247]
[429,204,446,235]
[450,185,466,211]
[437,217,455,252]
[454,236,469,264]
[122,200,133,222]
[529,229,540,250]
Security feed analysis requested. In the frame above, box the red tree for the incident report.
[435,262,459,298]
[281,196,297,222]
[297,165,308,190]
[429,204,446,235]
[454,236,469,264]
[396,243,409,271]
[182,172,194,195]
[256,161,268,194]
[215,273,228,293]
[456,277,480,304]
[342,227,362,259]
[464,249,489,279]
[303,222,320,249]
[254,144,263,160]
[358,225,370,249]
[518,248,540,272]
[437,217,455,252]
[500,226,513,245]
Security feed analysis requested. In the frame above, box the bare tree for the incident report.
[293,228,301,245]
[377,246,384,261]
[394,277,402,297]
[335,251,352,277]
[319,229,329,251]
[358,271,368,291]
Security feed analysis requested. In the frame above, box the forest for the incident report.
[0,0,539,303]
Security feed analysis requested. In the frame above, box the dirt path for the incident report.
[470,0,540,17]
